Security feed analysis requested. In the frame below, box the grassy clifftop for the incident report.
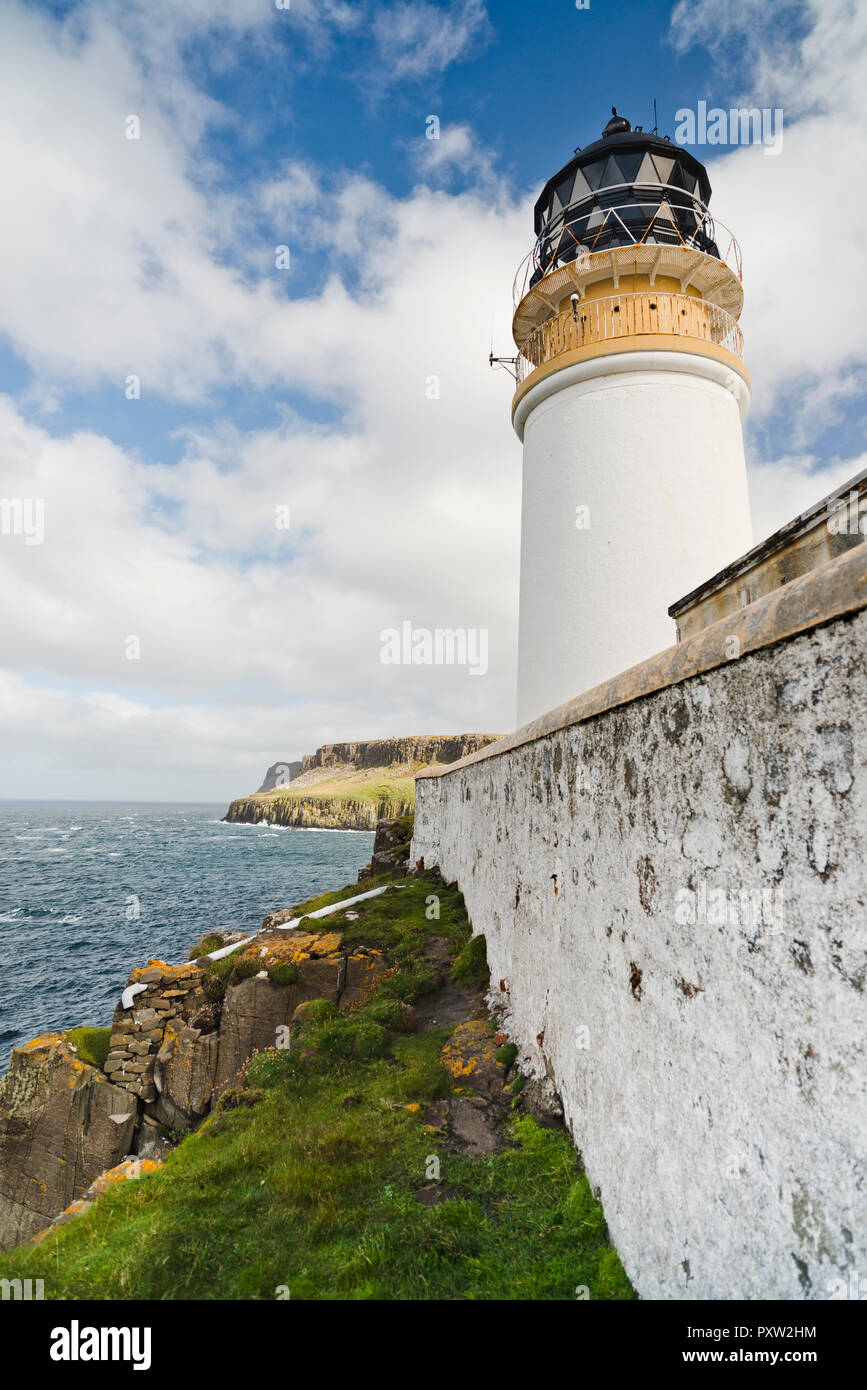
[0,872,633,1301]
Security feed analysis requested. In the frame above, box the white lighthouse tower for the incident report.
[512,109,752,726]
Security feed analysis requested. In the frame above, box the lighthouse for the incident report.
[512,109,753,726]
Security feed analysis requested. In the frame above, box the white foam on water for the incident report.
[209,820,369,835]
[291,826,370,834]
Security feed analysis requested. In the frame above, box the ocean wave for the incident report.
[214,819,370,835]
[291,826,371,834]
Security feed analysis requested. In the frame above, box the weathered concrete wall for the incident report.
[412,600,867,1300]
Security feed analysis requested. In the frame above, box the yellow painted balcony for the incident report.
[515,291,744,387]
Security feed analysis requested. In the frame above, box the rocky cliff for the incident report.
[225,734,500,830]
[300,735,498,774]
[0,1035,138,1250]
[225,795,411,831]
[0,892,399,1251]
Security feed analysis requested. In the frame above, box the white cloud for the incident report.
[0,3,510,404]
[412,122,500,191]
[371,0,491,81]
[0,1,252,401]
[669,0,867,416]
[0,0,524,801]
[748,451,867,542]
[0,81,525,796]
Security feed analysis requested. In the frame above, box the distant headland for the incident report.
[223,735,501,831]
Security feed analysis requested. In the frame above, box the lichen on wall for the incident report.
[412,609,867,1300]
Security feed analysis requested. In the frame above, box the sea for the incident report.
[0,802,373,1073]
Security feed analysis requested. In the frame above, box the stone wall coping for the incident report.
[416,541,867,782]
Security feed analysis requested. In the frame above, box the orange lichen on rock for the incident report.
[440,1020,506,1100]
[88,1158,161,1197]
[128,960,172,982]
[15,1032,65,1055]
[30,1157,162,1242]
[234,929,346,976]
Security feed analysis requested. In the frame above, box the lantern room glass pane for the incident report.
[555,174,574,208]
[616,152,643,182]
[652,154,675,182]
[570,168,592,204]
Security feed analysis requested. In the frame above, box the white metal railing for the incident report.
[513,194,743,310]
[515,291,743,386]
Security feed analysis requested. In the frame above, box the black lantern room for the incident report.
[530,109,718,286]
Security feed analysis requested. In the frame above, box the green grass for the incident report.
[291,874,472,959]
[65,1026,112,1070]
[190,933,226,957]
[451,933,489,987]
[0,872,634,1302]
[289,873,395,918]
[255,773,418,806]
[0,1036,632,1300]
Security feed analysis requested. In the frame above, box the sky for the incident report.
[0,0,865,801]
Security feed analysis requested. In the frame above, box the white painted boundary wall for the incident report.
[413,583,867,1300]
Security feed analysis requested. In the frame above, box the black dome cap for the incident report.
[603,107,631,137]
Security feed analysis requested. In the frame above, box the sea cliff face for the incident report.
[300,735,498,774]
[224,796,412,831]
